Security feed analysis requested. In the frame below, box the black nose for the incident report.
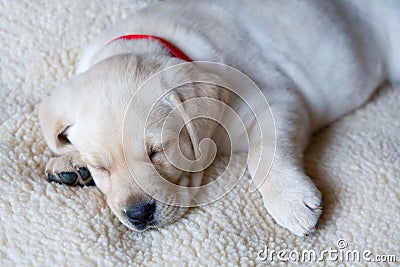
[125,202,156,227]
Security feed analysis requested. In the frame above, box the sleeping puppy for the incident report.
[39,0,400,236]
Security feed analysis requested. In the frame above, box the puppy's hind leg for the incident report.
[45,152,94,186]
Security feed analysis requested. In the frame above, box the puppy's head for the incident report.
[39,55,229,231]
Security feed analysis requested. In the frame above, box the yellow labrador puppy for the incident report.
[39,0,400,236]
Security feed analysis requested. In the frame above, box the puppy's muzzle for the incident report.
[125,201,156,230]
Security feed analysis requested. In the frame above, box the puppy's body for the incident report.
[40,0,400,236]
[79,0,399,127]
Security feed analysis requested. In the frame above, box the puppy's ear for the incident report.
[39,88,76,155]
[165,72,230,169]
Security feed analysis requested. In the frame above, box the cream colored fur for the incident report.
[38,0,400,237]
[2,1,400,265]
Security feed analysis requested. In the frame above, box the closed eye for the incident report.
[82,153,113,176]
[87,164,110,175]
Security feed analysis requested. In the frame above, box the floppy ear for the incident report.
[165,73,230,170]
[38,88,76,155]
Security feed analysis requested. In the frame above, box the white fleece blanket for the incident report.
[1,1,399,266]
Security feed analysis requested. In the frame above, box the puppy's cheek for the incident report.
[157,167,184,184]
[157,206,189,226]
[90,173,109,194]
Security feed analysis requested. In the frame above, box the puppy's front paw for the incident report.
[263,175,322,237]
[45,152,94,186]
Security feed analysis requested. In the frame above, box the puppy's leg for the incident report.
[45,152,94,186]
[250,90,322,237]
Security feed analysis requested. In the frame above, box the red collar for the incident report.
[110,34,192,62]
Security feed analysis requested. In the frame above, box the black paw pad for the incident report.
[77,167,91,181]
[47,173,60,184]
[84,179,96,186]
[58,172,78,186]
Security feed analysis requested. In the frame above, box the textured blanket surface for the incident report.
[0,1,399,266]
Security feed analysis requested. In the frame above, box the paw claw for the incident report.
[47,173,56,182]
[47,173,62,184]
[304,232,313,239]
[304,202,322,211]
